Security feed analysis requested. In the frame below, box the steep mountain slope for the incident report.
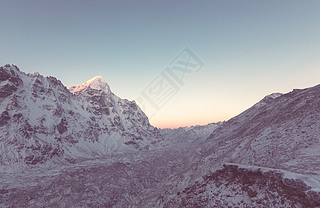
[0,64,164,168]
[162,164,320,207]
[199,87,320,175]
[2,64,320,207]
[156,87,320,207]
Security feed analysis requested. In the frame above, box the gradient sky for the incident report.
[1,0,320,128]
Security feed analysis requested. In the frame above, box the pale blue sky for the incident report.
[1,0,320,128]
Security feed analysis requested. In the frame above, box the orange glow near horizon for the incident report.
[150,115,229,129]
[152,122,213,129]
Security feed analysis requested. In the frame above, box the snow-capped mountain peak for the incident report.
[0,65,165,167]
[2,64,320,208]
[69,76,110,94]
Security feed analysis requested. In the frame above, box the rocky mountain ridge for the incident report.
[160,122,223,145]
[0,64,164,168]
[1,64,320,207]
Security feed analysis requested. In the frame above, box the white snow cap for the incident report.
[70,76,110,94]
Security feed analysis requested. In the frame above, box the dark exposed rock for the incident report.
[92,107,110,115]
[129,101,138,110]
[0,84,17,98]
[0,69,11,81]
[125,141,137,145]
[47,76,63,86]
[57,118,68,134]
[166,164,320,207]
[307,190,320,204]
[8,75,22,86]
[0,111,10,127]
[24,144,64,165]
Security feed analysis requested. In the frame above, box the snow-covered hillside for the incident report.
[0,64,165,168]
[199,85,320,175]
[1,64,320,207]
[158,86,320,207]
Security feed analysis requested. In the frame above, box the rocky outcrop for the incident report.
[163,164,320,208]
[0,65,165,166]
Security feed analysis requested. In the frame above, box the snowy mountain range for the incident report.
[158,86,320,207]
[1,64,320,207]
[0,64,164,168]
[160,122,223,145]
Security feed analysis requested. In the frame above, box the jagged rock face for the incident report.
[162,164,320,208]
[0,66,22,98]
[2,64,320,207]
[0,65,164,167]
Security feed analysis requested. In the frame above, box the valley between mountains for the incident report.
[1,64,320,207]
